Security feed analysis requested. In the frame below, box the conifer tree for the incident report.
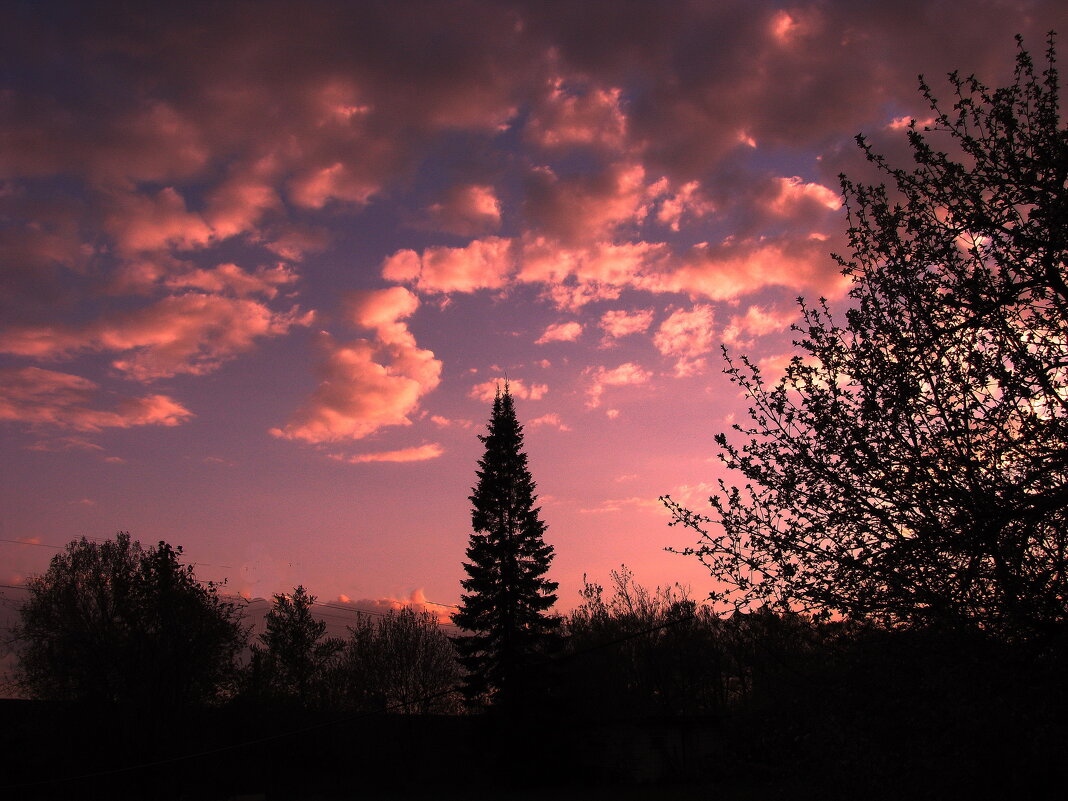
[453,385,558,709]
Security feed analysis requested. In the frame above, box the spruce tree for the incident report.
[453,385,558,709]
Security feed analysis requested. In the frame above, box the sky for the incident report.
[2,0,1066,617]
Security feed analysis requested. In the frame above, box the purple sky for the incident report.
[2,1,1065,613]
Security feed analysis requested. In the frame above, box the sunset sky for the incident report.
[3,1,1066,616]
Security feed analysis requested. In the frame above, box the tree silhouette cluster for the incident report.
[667,35,1068,639]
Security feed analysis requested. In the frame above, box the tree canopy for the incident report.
[14,532,246,706]
[665,35,1068,639]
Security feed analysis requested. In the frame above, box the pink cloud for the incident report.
[722,304,798,347]
[525,80,628,151]
[333,589,454,624]
[527,413,571,431]
[0,366,193,431]
[653,305,716,376]
[585,362,652,408]
[333,443,444,463]
[523,161,653,244]
[0,294,314,380]
[469,379,548,402]
[579,496,661,514]
[272,288,441,443]
[105,187,214,254]
[535,321,583,344]
[163,263,297,298]
[343,286,421,344]
[288,162,379,209]
[599,308,655,340]
[767,176,841,216]
[381,237,514,294]
[663,236,848,301]
[518,237,671,309]
[424,184,502,236]
[25,436,104,452]
[430,415,474,429]
[655,180,714,231]
[204,169,282,240]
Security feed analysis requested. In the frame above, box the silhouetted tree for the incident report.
[248,584,343,706]
[341,607,461,713]
[453,385,559,709]
[665,36,1068,639]
[14,532,246,707]
[560,567,727,717]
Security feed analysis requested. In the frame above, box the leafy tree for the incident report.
[665,36,1068,639]
[453,385,559,709]
[14,532,246,707]
[342,607,461,714]
[248,584,343,705]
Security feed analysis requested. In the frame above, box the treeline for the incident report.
[4,536,1066,798]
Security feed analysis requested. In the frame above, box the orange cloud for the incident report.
[0,366,193,431]
[536,321,583,344]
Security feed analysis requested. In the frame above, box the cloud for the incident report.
[469,379,548,402]
[535,321,582,344]
[272,328,442,444]
[105,187,214,254]
[579,496,662,514]
[0,367,193,431]
[333,589,455,624]
[527,413,571,431]
[767,176,841,216]
[721,304,797,347]
[663,236,848,301]
[342,286,421,344]
[653,305,716,376]
[585,362,652,407]
[423,184,502,236]
[525,80,628,151]
[25,436,104,452]
[0,294,314,380]
[332,443,444,463]
[523,161,653,244]
[599,308,654,340]
[655,181,714,231]
[381,237,514,293]
[163,263,297,299]
[274,286,441,443]
[430,414,474,429]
